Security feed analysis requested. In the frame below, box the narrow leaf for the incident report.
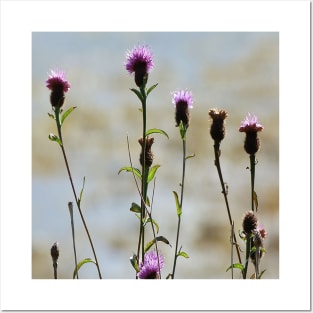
[61,106,77,125]
[147,83,158,96]
[146,128,169,139]
[185,154,196,160]
[118,166,142,179]
[48,133,62,146]
[73,258,96,279]
[177,251,189,258]
[226,263,244,272]
[145,218,160,234]
[130,88,143,102]
[130,254,140,272]
[173,191,182,216]
[147,165,160,183]
[144,235,172,253]
[130,202,141,213]
[78,176,86,207]
[48,112,55,120]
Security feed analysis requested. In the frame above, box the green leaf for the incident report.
[48,112,55,120]
[226,263,244,272]
[146,128,169,139]
[130,202,141,213]
[130,254,140,272]
[48,133,62,146]
[177,251,189,258]
[78,176,86,207]
[144,218,159,234]
[61,106,77,125]
[147,165,160,183]
[118,166,142,179]
[146,83,158,96]
[173,191,182,216]
[73,258,97,279]
[185,154,195,160]
[144,235,172,253]
[130,88,143,102]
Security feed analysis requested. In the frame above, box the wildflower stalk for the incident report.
[172,123,187,279]
[53,106,102,279]
[249,154,256,212]
[213,142,242,268]
[243,234,251,279]
[68,202,78,279]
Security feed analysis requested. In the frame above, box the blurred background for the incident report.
[32,32,279,279]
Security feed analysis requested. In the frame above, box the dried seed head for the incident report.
[242,211,258,235]
[138,136,154,168]
[208,108,228,143]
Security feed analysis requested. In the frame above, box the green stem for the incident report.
[213,142,242,274]
[172,125,187,279]
[243,235,251,279]
[68,202,78,279]
[250,154,256,212]
[54,107,102,279]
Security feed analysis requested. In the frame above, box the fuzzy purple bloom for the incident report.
[137,251,164,279]
[171,89,193,128]
[239,113,264,133]
[46,69,71,92]
[171,89,194,109]
[125,45,154,87]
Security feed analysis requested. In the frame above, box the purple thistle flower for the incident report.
[171,89,194,128]
[46,69,71,93]
[125,45,154,87]
[239,113,264,155]
[46,69,71,108]
[239,113,264,133]
[137,251,164,279]
[171,89,194,109]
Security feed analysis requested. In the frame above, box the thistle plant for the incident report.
[46,69,102,279]
[120,45,170,279]
[239,113,266,279]
[170,89,193,279]
[208,109,242,278]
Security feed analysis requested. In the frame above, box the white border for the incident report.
[0,0,311,311]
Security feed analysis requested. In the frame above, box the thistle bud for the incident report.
[138,137,154,168]
[242,211,258,236]
[208,108,228,144]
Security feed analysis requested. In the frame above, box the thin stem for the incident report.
[249,154,256,212]
[68,202,78,279]
[172,127,187,279]
[126,135,160,278]
[53,262,58,279]
[139,85,148,263]
[243,235,251,279]
[54,107,102,279]
[213,142,243,273]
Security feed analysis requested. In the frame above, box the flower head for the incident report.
[46,69,70,108]
[125,45,154,87]
[171,89,194,128]
[239,113,264,133]
[239,113,264,155]
[137,250,164,279]
[208,108,228,143]
[242,211,258,236]
[138,136,154,168]
[46,69,71,93]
